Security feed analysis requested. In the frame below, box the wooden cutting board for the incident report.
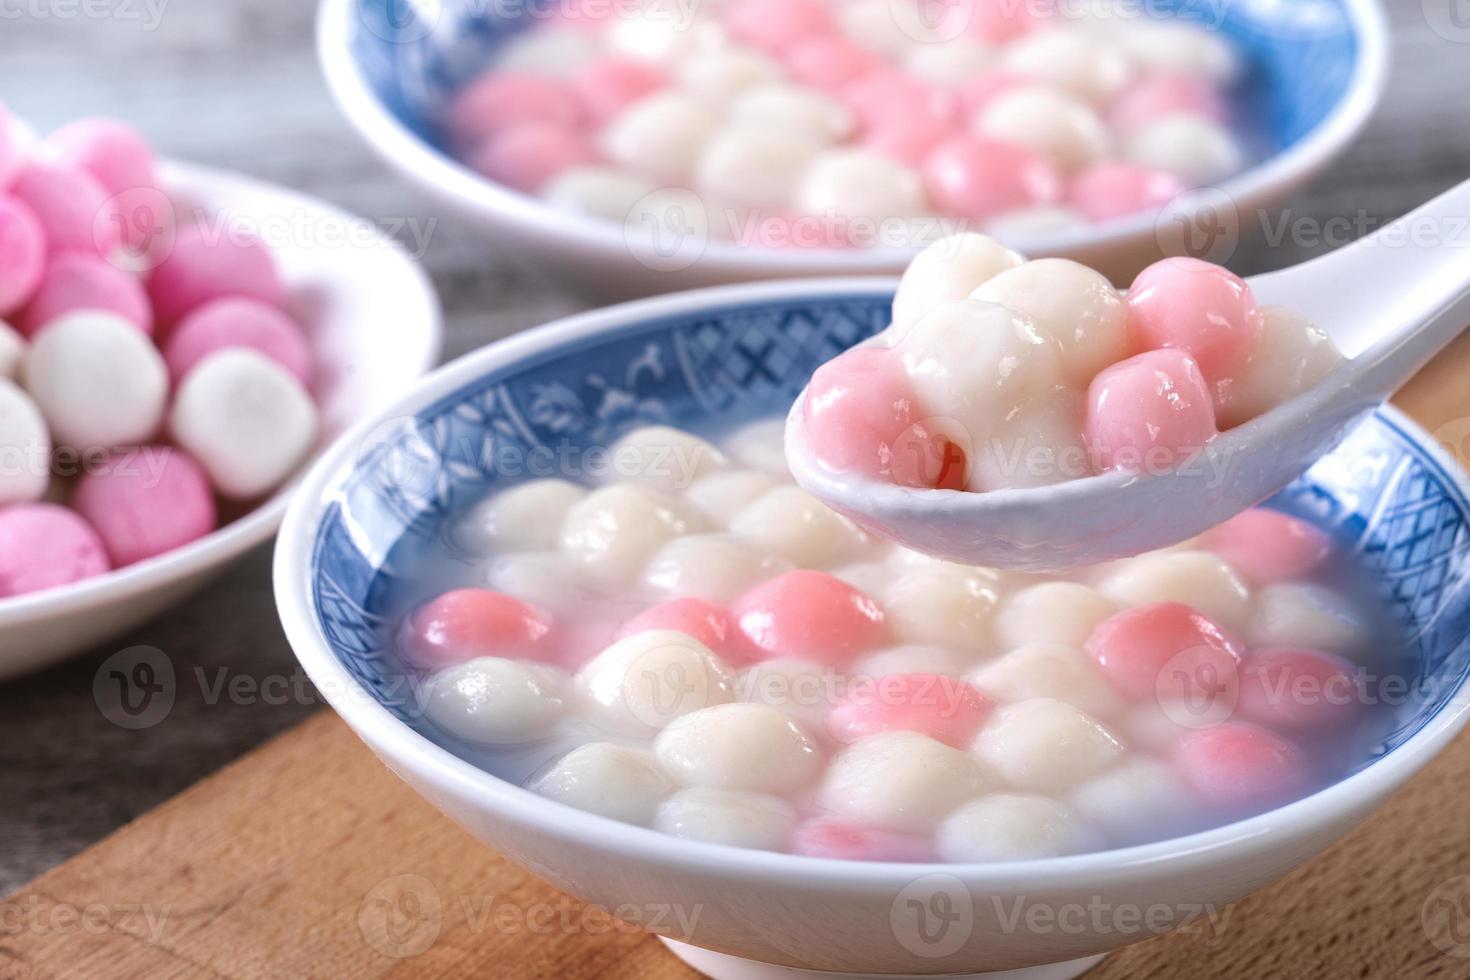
[7,334,1470,979]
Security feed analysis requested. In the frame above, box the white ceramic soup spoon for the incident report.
[786,179,1470,572]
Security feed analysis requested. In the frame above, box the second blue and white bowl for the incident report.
[318,0,1389,297]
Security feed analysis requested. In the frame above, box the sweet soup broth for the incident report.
[372,418,1410,862]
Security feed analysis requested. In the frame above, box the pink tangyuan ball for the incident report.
[146,222,285,329]
[1084,348,1219,473]
[20,251,153,338]
[72,448,218,567]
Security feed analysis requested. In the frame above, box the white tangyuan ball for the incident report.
[737,658,836,729]
[544,166,657,222]
[1069,758,1199,844]
[697,127,823,211]
[1058,0,1137,34]
[969,642,1122,719]
[888,554,1007,597]
[1098,550,1251,633]
[576,629,737,735]
[1002,29,1135,103]
[968,389,1090,492]
[25,311,167,451]
[1249,583,1368,655]
[654,702,822,794]
[1218,306,1344,429]
[891,234,1024,335]
[644,533,791,603]
[608,11,726,67]
[722,418,790,477]
[729,485,872,567]
[483,552,600,616]
[972,698,1125,792]
[169,349,317,499]
[882,565,999,653]
[731,85,856,143]
[683,468,780,525]
[601,92,719,183]
[819,731,999,833]
[904,40,996,86]
[559,483,703,582]
[0,379,49,504]
[896,300,1065,442]
[423,658,567,744]
[937,793,1103,862]
[0,321,23,379]
[655,788,795,850]
[978,86,1111,177]
[530,743,674,827]
[495,28,599,76]
[677,46,783,107]
[1119,21,1238,84]
[887,546,940,570]
[1119,698,1194,754]
[457,479,587,554]
[833,561,892,598]
[853,644,974,680]
[1126,114,1243,185]
[839,0,924,54]
[994,582,1121,650]
[611,425,727,494]
[971,259,1128,386]
[795,149,927,224]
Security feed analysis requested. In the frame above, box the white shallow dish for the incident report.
[276,279,1470,979]
[317,0,1389,297]
[0,161,441,680]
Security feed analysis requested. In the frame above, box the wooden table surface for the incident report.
[1,0,1469,948]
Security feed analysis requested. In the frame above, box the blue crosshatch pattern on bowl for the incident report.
[350,0,1360,167]
[309,290,1470,781]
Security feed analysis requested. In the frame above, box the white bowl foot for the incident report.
[658,939,1107,980]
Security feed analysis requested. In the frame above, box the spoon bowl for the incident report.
[787,180,1470,571]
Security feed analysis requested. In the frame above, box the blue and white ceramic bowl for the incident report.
[317,0,1389,298]
[276,280,1470,980]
